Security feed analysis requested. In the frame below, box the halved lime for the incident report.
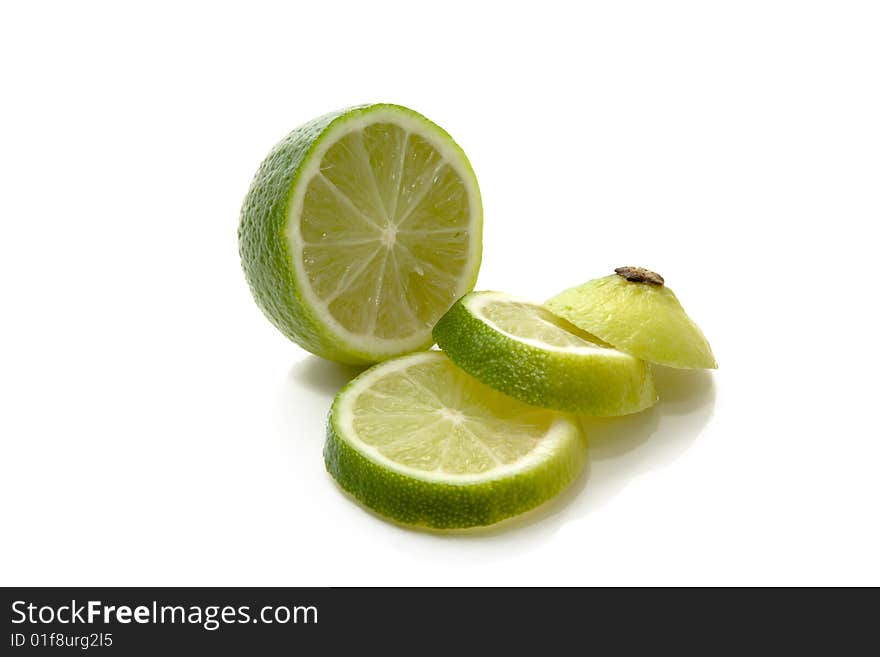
[239,104,482,364]
[324,351,586,529]
[433,291,658,416]
[547,267,717,369]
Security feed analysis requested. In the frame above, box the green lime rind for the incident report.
[239,107,353,362]
[323,353,587,530]
[433,292,658,416]
[324,420,585,529]
[238,104,483,365]
[546,273,717,370]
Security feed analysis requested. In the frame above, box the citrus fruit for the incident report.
[239,104,482,365]
[546,267,717,369]
[324,351,586,529]
[433,291,657,416]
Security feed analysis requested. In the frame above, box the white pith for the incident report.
[285,107,482,357]
[333,352,579,484]
[464,291,632,357]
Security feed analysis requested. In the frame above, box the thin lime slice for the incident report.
[433,291,658,416]
[547,267,717,369]
[239,104,482,364]
[324,351,586,529]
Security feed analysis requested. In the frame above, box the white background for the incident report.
[2,1,878,586]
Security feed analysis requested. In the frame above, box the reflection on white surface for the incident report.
[445,366,716,540]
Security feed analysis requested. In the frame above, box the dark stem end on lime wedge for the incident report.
[614,266,664,286]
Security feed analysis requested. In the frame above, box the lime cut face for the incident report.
[239,104,482,364]
[433,291,658,416]
[325,351,586,529]
[479,297,615,349]
[546,269,717,369]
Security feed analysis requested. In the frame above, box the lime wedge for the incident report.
[324,351,586,529]
[547,267,717,369]
[239,104,482,364]
[433,291,658,416]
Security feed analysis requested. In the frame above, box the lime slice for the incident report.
[239,104,482,365]
[433,291,658,416]
[324,351,586,529]
[547,267,717,369]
